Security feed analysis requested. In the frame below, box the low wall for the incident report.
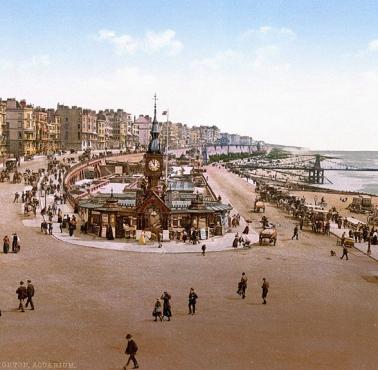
[63,152,134,208]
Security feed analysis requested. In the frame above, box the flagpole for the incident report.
[165,109,169,185]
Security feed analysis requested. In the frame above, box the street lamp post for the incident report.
[162,109,169,185]
[45,185,47,209]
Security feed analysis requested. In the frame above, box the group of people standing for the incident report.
[152,291,172,321]
[232,226,251,248]
[16,280,35,312]
[3,232,20,254]
[237,273,270,304]
[152,289,199,322]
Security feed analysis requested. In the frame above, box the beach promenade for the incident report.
[0,156,377,370]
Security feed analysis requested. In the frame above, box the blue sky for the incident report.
[1,0,378,149]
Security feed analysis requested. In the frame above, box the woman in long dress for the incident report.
[3,235,10,254]
[161,291,172,321]
[139,230,146,245]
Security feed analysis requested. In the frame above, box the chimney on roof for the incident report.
[20,99,26,108]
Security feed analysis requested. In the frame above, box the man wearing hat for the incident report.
[16,281,27,312]
[25,280,35,310]
[123,334,139,369]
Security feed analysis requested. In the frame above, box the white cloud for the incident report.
[0,59,13,70]
[241,26,296,42]
[31,55,51,66]
[95,29,182,56]
[0,55,51,72]
[368,39,378,51]
[191,50,240,70]
[348,38,378,58]
[96,29,138,54]
[144,30,183,55]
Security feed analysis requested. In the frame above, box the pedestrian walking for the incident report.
[152,299,163,322]
[299,216,304,231]
[261,278,269,304]
[182,230,188,243]
[3,235,10,254]
[157,230,162,248]
[188,288,198,315]
[25,280,35,310]
[123,334,139,369]
[48,222,53,235]
[12,232,20,253]
[16,281,27,312]
[237,272,248,299]
[161,291,172,321]
[291,225,299,240]
[13,192,20,203]
[201,244,206,256]
[340,245,349,260]
[232,235,239,248]
[68,221,75,237]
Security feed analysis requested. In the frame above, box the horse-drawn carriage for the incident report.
[367,206,378,226]
[0,170,10,182]
[12,171,22,183]
[79,148,91,162]
[252,200,265,213]
[259,227,277,246]
[5,158,17,172]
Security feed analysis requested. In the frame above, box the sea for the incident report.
[313,151,378,195]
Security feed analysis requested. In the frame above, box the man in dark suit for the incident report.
[340,245,349,260]
[16,281,27,312]
[123,334,139,369]
[262,278,269,304]
[25,280,35,310]
[188,288,198,314]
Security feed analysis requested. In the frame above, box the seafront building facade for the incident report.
[56,105,98,151]
[6,99,37,156]
[0,97,256,156]
[134,114,152,149]
[34,108,49,154]
[0,100,7,157]
[47,109,61,153]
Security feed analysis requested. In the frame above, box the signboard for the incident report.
[163,230,170,241]
[200,228,207,240]
[115,166,123,175]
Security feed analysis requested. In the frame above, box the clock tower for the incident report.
[144,94,164,190]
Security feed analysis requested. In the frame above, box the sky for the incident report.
[1,0,378,150]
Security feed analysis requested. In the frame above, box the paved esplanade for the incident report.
[0,155,377,370]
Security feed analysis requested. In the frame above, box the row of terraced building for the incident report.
[0,97,255,158]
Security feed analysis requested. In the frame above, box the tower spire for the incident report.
[153,93,157,123]
[148,93,161,154]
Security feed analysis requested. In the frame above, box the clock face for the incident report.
[148,159,160,172]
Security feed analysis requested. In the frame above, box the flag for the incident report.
[162,110,168,115]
